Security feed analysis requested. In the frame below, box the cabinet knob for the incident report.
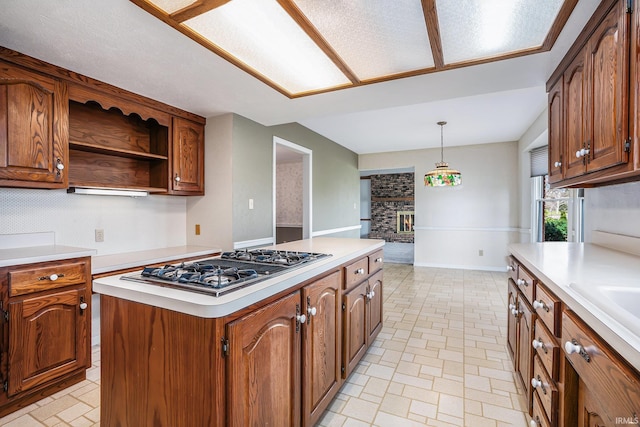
[554,161,562,167]
[375,257,383,263]
[39,273,64,281]
[79,302,88,310]
[307,306,317,317]
[296,313,307,324]
[174,174,181,182]
[56,160,65,170]
[506,265,514,271]
[508,303,516,311]
[356,268,365,275]
[366,290,375,300]
[531,377,542,389]
[516,278,527,287]
[530,417,541,427]
[532,338,545,351]
[532,300,548,312]
[564,339,591,362]
[511,308,519,317]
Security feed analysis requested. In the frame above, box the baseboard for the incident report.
[413,262,506,272]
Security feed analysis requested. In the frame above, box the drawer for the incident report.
[533,284,561,337]
[532,319,559,381]
[9,259,90,297]
[531,354,558,424]
[562,310,640,418]
[531,392,552,427]
[368,250,384,273]
[344,257,368,290]
[516,266,535,305]
[506,256,518,282]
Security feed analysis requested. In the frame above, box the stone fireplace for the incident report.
[367,173,414,243]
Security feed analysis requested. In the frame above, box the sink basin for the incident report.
[599,286,640,317]
[569,283,640,337]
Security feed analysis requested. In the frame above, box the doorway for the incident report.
[273,137,312,243]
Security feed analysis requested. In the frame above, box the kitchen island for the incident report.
[93,237,384,427]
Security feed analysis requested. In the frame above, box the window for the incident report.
[532,175,584,242]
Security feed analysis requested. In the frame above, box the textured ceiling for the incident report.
[0,0,600,154]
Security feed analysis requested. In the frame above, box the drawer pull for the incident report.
[38,273,65,281]
[508,303,516,311]
[517,278,528,287]
[375,257,383,263]
[511,308,519,317]
[355,268,365,275]
[531,376,547,394]
[565,339,591,362]
[506,265,514,271]
[530,417,542,427]
[532,300,549,312]
[532,338,548,354]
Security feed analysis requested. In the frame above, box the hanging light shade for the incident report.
[424,121,462,187]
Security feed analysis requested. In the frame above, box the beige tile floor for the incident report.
[0,263,528,426]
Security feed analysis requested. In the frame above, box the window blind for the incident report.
[530,145,548,177]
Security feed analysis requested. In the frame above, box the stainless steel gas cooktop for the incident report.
[120,249,330,297]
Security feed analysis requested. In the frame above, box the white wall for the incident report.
[186,114,233,249]
[0,188,186,255]
[359,141,520,270]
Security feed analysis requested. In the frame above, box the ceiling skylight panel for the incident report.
[148,0,197,14]
[183,0,351,95]
[293,0,434,80]
[437,0,564,64]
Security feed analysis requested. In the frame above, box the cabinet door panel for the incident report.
[342,281,367,378]
[587,1,629,173]
[507,280,518,363]
[303,271,341,427]
[564,51,588,179]
[0,63,67,187]
[548,77,564,184]
[367,271,383,343]
[227,291,301,427]
[171,117,203,194]
[517,297,535,415]
[8,287,89,396]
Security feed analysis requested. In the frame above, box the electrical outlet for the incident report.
[478,249,484,256]
[195,224,201,235]
[249,199,254,210]
[95,229,105,242]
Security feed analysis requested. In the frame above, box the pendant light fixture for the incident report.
[424,121,462,187]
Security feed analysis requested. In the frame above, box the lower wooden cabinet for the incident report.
[226,291,302,427]
[302,271,341,427]
[0,257,91,417]
[226,270,344,427]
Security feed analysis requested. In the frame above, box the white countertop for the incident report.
[91,245,222,275]
[93,237,384,318]
[0,245,96,268]
[509,242,640,372]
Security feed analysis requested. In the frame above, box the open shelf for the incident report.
[70,140,168,161]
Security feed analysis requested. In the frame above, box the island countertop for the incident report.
[509,241,640,373]
[92,237,384,318]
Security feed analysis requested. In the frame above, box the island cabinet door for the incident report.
[342,280,368,379]
[226,291,302,427]
[302,271,341,427]
[366,270,383,343]
[7,287,89,396]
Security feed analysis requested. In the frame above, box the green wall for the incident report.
[229,115,360,244]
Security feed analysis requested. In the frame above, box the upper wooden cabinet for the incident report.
[170,117,204,195]
[0,47,205,195]
[0,62,68,189]
[547,0,634,187]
